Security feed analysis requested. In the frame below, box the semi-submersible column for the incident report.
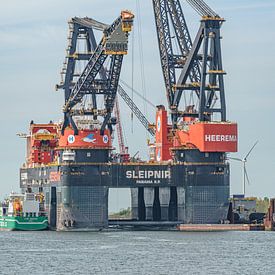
[58,139,111,230]
[131,186,185,222]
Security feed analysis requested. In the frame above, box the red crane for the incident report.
[114,97,130,162]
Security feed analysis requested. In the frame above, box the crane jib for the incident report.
[59,11,134,135]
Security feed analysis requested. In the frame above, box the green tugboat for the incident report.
[0,187,48,231]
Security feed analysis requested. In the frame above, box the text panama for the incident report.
[205,134,237,142]
[126,170,171,179]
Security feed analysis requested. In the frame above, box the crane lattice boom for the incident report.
[61,11,134,135]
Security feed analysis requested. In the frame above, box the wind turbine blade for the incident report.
[227,157,242,162]
[244,140,258,160]
[244,166,250,185]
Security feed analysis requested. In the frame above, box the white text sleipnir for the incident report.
[205,134,237,142]
[126,170,171,179]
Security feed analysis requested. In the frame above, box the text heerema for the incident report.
[205,134,237,142]
[126,170,171,179]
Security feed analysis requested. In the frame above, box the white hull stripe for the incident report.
[0,219,48,225]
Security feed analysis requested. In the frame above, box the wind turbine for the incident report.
[228,141,258,197]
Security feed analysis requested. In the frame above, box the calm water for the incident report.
[0,230,274,274]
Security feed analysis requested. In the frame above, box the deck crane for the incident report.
[151,0,237,161]
[152,0,199,129]
[152,0,226,127]
[113,97,130,162]
[175,0,226,122]
[117,85,155,136]
[57,13,155,141]
[60,11,134,135]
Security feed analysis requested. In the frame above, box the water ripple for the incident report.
[0,230,274,274]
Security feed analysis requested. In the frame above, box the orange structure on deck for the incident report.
[153,106,238,159]
[174,122,238,152]
[27,123,59,166]
[58,128,112,148]
[155,106,173,161]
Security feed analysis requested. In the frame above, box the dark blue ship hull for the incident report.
[20,149,230,230]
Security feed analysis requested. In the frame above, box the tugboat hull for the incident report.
[0,216,48,231]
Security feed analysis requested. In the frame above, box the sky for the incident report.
[0,0,275,211]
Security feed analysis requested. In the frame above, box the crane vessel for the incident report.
[19,1,238,231]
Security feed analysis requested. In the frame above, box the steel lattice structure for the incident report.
[152,0,227,128]
[58,12,134,135]
[57,13,155,138]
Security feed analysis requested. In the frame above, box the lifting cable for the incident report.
[119,79,155,108]
[186,0,217,17]
[131,21,135,133]
[136,0,148,134]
